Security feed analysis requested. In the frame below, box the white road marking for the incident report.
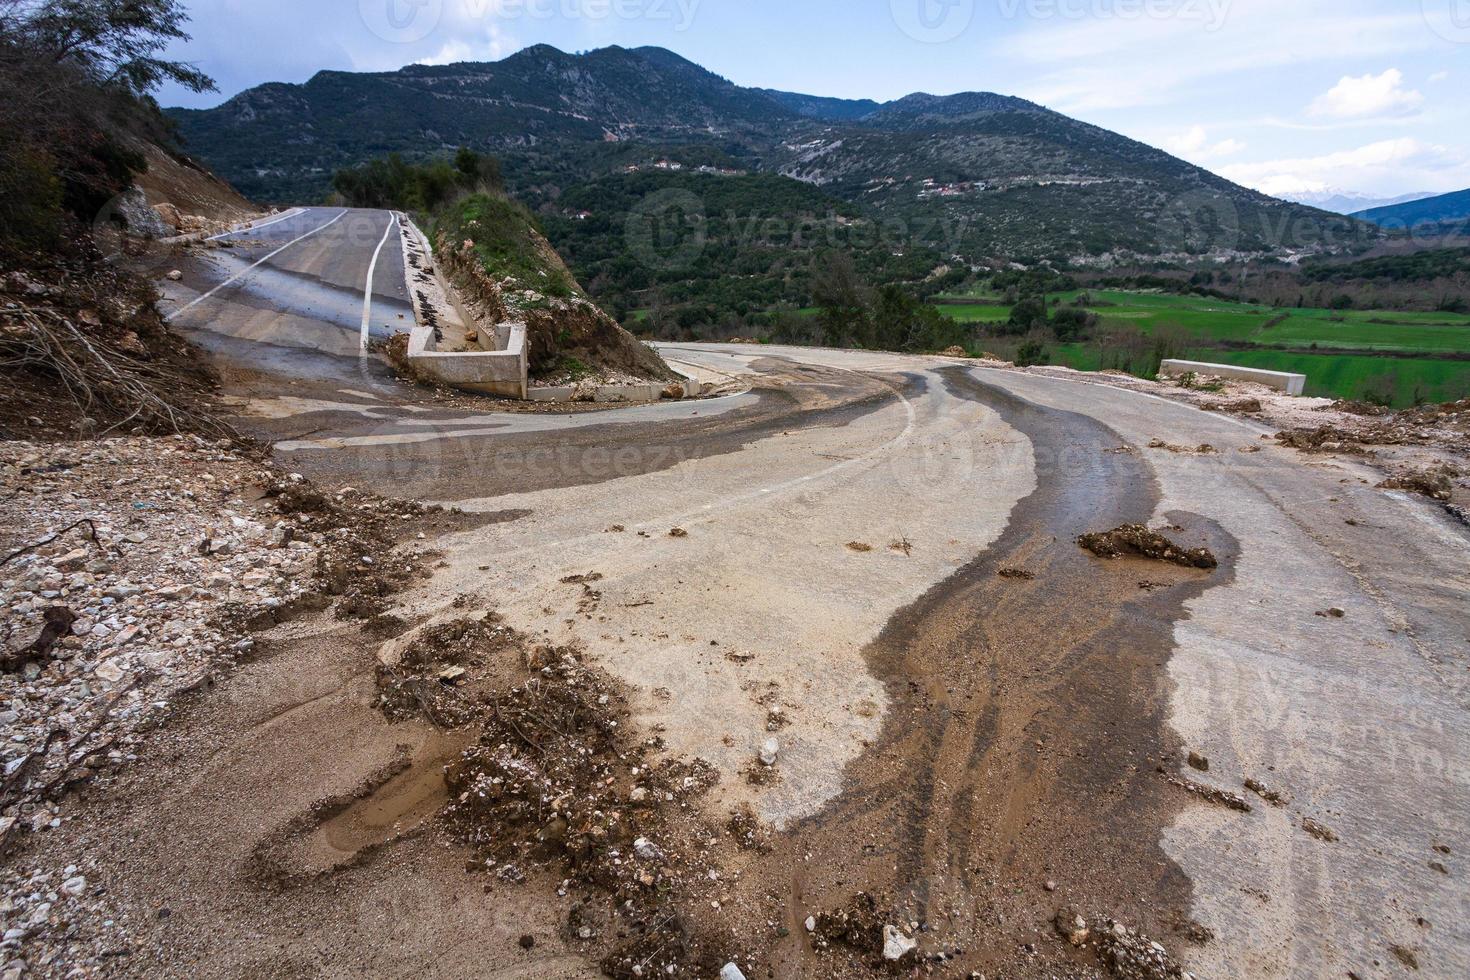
[206,207,305,241]
[165,209,347,322]
[360,213,399,356]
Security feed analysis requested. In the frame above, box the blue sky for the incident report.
[159,0,1470,200]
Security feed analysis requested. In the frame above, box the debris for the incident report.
[1302,818,1339,843]
[1378,463,1461,501]
[1054,908,1090,947]
[1094,919,1192,979]
[1162,772,1251,812]
[560,572,604,585]
[1078,525,1218,569]
[1,605,77,673]
[998,567,1035,580]
[1275,426,1364,454]
[1244,779,1287,806]
[1187,752,1209,772]
[668,527,688,538]
[882,924,917,962]
[845,541,873,553]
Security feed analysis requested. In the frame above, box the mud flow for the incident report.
[711,369,1238,978]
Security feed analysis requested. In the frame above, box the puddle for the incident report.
[299,732,470,871]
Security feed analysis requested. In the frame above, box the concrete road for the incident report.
[147,209,1470,979]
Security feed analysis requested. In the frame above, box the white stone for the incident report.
[719,964,747,980]
[882,925,916,961]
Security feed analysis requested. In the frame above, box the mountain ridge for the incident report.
[168,43,1365,259]
[1352,187,1470,227]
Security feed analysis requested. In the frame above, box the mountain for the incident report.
[1283,189,1436,216]
[756,89,881,122]
[169,44,1367,259]
[1353,188,1470,227]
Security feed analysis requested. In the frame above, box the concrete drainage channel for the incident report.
[397,213,528,399]
[396,214,711,404]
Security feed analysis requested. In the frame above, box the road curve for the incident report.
[133,208,1470,978]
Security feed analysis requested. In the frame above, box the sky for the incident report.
[157,0,1470,201]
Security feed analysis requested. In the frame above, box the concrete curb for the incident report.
[1160,359,1306,396]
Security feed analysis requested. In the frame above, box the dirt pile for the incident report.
[1093,919,1195,980]
[1274,425,1365,453]
[1078,524,1219,569]
[260,476,444,624]
[1378,463,1462,501]
[441,639,733,978]
[375,614,520,726]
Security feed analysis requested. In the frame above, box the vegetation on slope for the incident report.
[0,0,231,437]
[335,152,672,380]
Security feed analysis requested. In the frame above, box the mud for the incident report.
[1078,525,1219,569]
[702,368,1236,978]
[241,360,909,503]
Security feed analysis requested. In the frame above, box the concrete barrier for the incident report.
[406,322,527,398]
[1160,359,1306,396]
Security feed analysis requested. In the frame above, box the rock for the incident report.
[759,737,780,767]
[438,666,467,685]
[61,876,86,897]
[517,934,535,949]
[153,201,183,230]
[1054,908,1090,946]
[1327,607,1346,618]
[1187,751,1209,772]
[719,964,747,980]
[882,925,917,961]
[93,661,125,684]
[166,269,183,281]
[633,837,663,861]
[805,915,817,933]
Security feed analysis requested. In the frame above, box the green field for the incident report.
[934,290,1470,406]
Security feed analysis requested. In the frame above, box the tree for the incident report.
[0,0,214,249]
[810,251,868,347]
[2,0,212,95]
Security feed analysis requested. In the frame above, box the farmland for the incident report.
[934,289,1470,406]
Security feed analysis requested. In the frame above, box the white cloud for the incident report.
[1164,125,1246,161]
[1428,71,1449,83]
[1307,69,1423,119]
[1002,0,1431,113]
[1217,138,1470,197]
